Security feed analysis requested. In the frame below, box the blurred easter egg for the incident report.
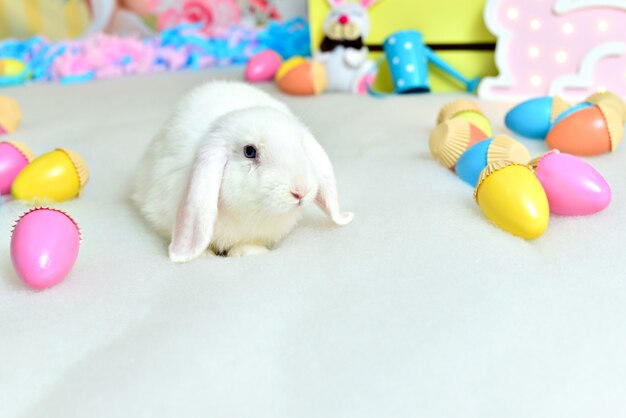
[429,118,489,169]
[0,58,26,76]
[455,135,531,187]
[0,96,22,134]
[505,96,569,139]
[276,58,327,96]
[276,56,306,79]
[11,208,80,290]
[530,150,611,216]
[12,148,89,202]
[474,161,549,240]
[0,141,33,194]
[454,111,492,138]
[546,103,623,155]
[0,58,29,87]
[436,99,493,137]
[245,50,282,82]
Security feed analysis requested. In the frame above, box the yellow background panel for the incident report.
[0,0,90,40]
[308,0,498,92]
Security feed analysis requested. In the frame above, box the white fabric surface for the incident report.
[1,69,626,418]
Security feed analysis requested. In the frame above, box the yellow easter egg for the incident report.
[275,56,307,81]
[0,58,26,77]
[0,96,22,134]
[455,110,493,137]
[474,161,549,240]
[11,148,89,202]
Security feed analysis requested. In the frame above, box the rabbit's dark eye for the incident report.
[243,145,257,159]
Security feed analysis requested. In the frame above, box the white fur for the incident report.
[132,81,353,262]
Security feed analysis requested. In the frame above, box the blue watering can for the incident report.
[370,30,480,95]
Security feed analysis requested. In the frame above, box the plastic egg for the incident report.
[529,150,611,216]
[429,118,489,168]
[550,102,592,126]
[245,50,282,82]
[276,57,327,95]
[455,135,531,187]
[505,96,570,139]
[0,96,22,135]
[585,91,626,122]
[11,208,80,290]
[474,161,549,240]
[436,99,493,137]
[11,148,89,202]
[546,102,623,155]
[0,58,29,87]
[0,141,34,194]
[0,58,27,76]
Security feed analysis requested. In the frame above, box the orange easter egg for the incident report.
[546,104,623,156]
[468,124,489,148]
[276,61,327,96]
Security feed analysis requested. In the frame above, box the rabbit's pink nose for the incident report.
[291,192,303,201]
[338,15,349,25]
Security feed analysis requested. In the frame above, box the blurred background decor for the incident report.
[308,0,498,93]
[479,0,626,101]
[0,0,153,40]
[0,0,310,86]
[0,0,299,40]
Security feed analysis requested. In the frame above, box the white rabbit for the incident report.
[132,81,353,263]
[315,0,379,93]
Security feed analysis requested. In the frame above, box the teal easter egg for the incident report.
[456,135,531,187]
[455,139,492,187]
[505,96,570,139]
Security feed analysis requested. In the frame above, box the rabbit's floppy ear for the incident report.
[301,132,354,226]
[169,138,228,262]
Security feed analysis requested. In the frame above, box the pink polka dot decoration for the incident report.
[479,0,626,101]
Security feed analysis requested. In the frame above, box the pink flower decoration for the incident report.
[184,0,214,26]
[249,0,281,20]
[156,9,181,30]
[156,0,240,36]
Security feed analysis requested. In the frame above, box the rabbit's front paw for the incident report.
[227,244,270,257]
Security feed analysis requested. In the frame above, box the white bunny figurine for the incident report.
[315,0,378,93]
[132,82,354,263]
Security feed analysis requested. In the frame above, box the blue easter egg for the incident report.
[455,138,493,187]
[505,96,555,139]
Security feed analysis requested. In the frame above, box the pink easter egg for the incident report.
[532,150,611,216]
[11,208,81,290]
[245,50,282,83]
[0,141,32,195]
